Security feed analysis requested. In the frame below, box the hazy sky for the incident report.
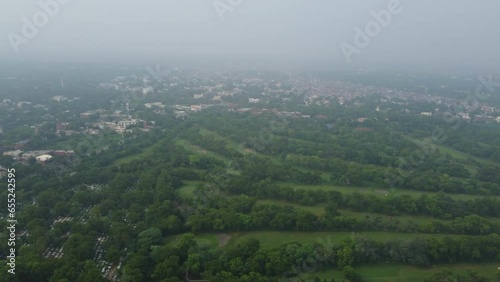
[1,0,499,72]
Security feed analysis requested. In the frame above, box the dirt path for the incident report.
[192,145,207,154]
[243,148,256,154]
[217,233,231,247]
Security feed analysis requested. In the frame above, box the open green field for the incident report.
[305,263,500,282]
[196,127,290,167]
[256,199,326,215]
[224,231,462,248]
[257,198,453,225]
[112,143,158,165]
[175,138,231,163]
[167,231,464,250]
[178,181,204,198]
[197,128,244,151]
[257,197,500,225]
[286,182,499,200]
[166,231,464,250]
[406,135,500,176]
[429,140,499,166]
[166,233,219,248]
[339,209,448,225]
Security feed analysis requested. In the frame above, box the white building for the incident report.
[174,111,187,118]
[36,154,53,163]
[117,119,138,128]
[191,105,202,112]
[97,122,117,130]
[144,102,166,109]
[17,101,31,108]
[142,86,154,95]
[52,96,67,102]
[3,150,23,157]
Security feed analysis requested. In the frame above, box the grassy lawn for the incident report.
[257,198,454,225]
[112,143,158,165]
[306,263,500,282]
[339,209,448,225]
[197,127,245,152]
[166,231,464,250]
[432,141,499,166]
[175,138,231,163]
[286,182,498,201]
[166,233,218,247]
[256,199,326,215]
[178,181,204,198]
[406,136,500,176]
[224,231,461,249]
